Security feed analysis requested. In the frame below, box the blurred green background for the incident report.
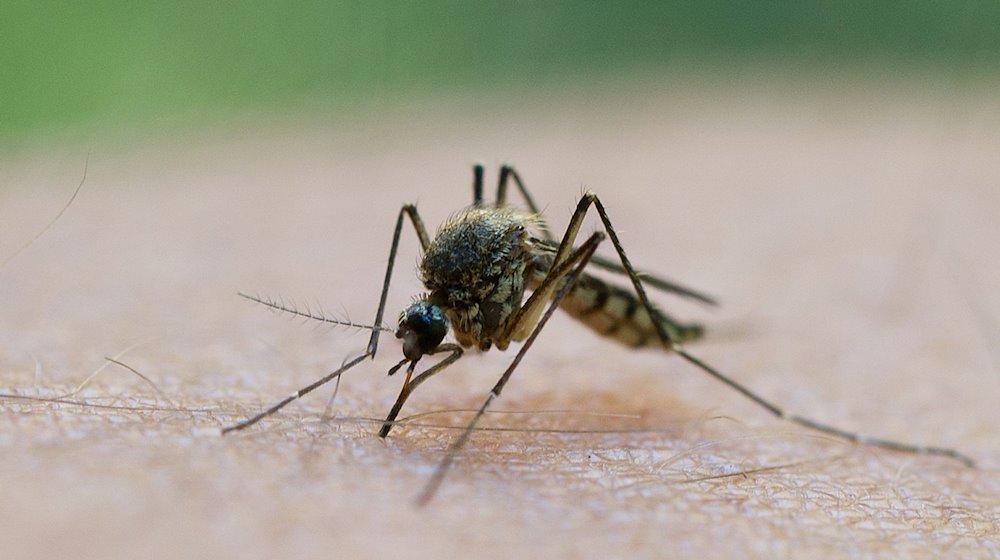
[3,1,999,144]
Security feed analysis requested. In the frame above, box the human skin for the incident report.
[1,79,998,559]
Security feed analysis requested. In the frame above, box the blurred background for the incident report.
[3,1,999,146]
[3,4,1000,559]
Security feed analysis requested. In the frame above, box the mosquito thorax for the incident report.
[396,300,449,361]
[419,206,543,351]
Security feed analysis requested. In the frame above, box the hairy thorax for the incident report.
[420,207,542,351]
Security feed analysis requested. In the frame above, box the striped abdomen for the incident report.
[530,268,704,348]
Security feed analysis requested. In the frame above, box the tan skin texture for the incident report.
[1,81,999,559]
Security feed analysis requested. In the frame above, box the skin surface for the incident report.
[1,79,999,559]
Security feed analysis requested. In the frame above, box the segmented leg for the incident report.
[578,192,974,468]
[492,163,716,305]
[416,229,606,505]
[416,191,974,505]
[222,352,370,434]
[223,203,433,434]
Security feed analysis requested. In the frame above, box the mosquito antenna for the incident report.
[226,203,437,435]
[237,292,394,332]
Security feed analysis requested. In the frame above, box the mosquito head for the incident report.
[396,299,449,362]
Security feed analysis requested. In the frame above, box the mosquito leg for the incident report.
[580,192,975,467]
[416,230,605,505]
[472,164,485,206]
[368,204,432,355]
[495,165,544,219]
[588,252,718,306]
[495,165,554,241]
[514,171,715,305]
[535,238,718,306]
[379,344,464,438]
[224,203,433,434]
[502,165,708,322]
[684,350,976,465]
[493,188,610,346]
[222,352,369,434]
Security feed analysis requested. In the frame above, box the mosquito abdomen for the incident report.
[531,268,703,348]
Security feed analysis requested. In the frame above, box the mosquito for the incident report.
[223,164,975,505]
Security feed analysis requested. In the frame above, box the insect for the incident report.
[224,164,975,504]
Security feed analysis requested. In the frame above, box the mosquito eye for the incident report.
[396,301,448,360]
